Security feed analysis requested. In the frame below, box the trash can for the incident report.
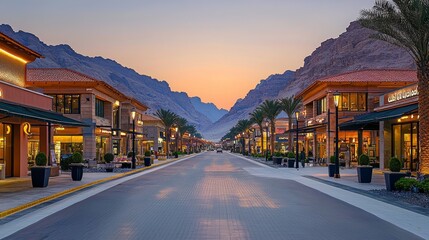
[0,164,5,180]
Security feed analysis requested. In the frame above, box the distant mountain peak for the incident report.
[0,24,217,132]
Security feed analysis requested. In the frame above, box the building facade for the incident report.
[296,69,417,166]
[26,68,148,162]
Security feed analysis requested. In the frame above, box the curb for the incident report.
[0,155,190,219]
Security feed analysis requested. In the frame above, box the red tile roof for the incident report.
[318,69,417,83]
[27,68,98,82]
[296,69,417,98]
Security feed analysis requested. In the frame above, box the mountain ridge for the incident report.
[0,24,223,133]
[206,21,416,141]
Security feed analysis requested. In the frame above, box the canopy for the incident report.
[340,104,417,130]
[0,100,88,126]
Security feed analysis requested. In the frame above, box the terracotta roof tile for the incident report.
[318,69,417,83]
[27,68,98,82]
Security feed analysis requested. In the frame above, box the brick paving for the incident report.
[4,152,423,240]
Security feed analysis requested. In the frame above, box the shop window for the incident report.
[51,94,80,114]
[338,93,366,112]
[95,98,105,118]
[316,97,327,115]
[392,122,419,171]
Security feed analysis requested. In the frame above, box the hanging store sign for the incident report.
[386,85,418,103]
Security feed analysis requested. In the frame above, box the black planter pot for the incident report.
[273,157,282,165]
[175,153,179,158]
[106,168,114,172]
[70,164,84,181]
[287,159,295,168]
[31,167,51,188]
[328,164,335,177]
[384,172,407,191]
[357,166,373,183]
[144,157,151,167]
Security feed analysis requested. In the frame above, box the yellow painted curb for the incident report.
[0,156,188,219]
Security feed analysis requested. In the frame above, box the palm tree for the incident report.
[280,95,302,152]
[175,117,188,152]
[257,99,282,155]
[236,119,253,154]
[155,109,178,158]
[185,125,197,153]
[249,108,265,155]
[360,0,429,174]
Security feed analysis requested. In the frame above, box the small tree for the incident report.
[358,154,370,166]
[104,153,114,163]
[71,152,83,163]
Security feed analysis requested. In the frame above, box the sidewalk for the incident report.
[247,156,386,191]
[0,156,186,218]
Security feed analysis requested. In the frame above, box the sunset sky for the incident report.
[2,0,375,110]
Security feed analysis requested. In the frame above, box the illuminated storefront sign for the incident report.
[23,122,31,135]
[387,86,418,103]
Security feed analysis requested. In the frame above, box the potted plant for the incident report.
[357,154,372,183]
[384,157,407,191]
[287,152,295,168]
[31,152,51,188]
[144,150,151,167]
[328,156,336,177]
[104,153,115,172]
[70,152,84,181]
[272,152,283,165]
[174,151,179,158]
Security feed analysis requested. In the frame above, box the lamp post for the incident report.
[242,132,245,155]
[131,108,136,169]
[333,91,341,178]
[295,111,299,169]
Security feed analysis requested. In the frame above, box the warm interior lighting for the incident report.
[131,108,136,120]
[56,126,65,131]
[411,114,414,119]
[333,91,340,107]
[401,116,409,120]
[398,119,402,123]
[0,48,28,64]
[114,100,120,106]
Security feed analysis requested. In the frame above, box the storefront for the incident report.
[0,33,85,178]
[295,69,417,167]
[339,83,419,170]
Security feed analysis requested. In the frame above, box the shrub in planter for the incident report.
[395,178,419,191]
[144,150,151,167]
[384,157,406,191]
[357,154,373,183]
[272,152,283,165]
[287,152,295,159]
[70,152,84,181]
[328,156,336,177]
[104,153,115,172]
[31,152,51,188]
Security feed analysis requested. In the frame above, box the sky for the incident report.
[2,0,376,110]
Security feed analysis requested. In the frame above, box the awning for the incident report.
[0,100,88,126]
[340,104,418,130]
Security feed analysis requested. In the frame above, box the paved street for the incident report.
[3,152,423,240]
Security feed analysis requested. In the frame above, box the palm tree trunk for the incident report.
[259,125,264,155]
[288,118,293,152]
[270,121,275,155]
[418,68,429,174]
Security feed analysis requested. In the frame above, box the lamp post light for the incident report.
[333,91,341,178]
[295,111,299,169]
[242,132,245,155]
[131,108,136,169]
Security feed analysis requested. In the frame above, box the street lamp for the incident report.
[333,91,341,178]
[242,131,245,155]
[295,111,299,169]
[131,108,136,169]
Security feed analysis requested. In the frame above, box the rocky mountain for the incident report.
[190,97,228,123]
[207,21,415,141]
[203,70,295,140]
[0,24,214,131]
